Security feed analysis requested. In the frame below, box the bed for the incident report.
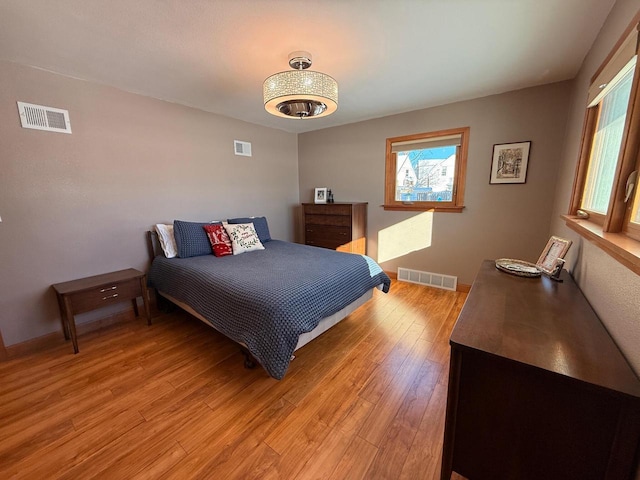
[147,229,391,380]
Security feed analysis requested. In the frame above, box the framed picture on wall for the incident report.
[314,187,328,204]
[489,141,531,184]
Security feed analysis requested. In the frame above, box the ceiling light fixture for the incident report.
[263,51,338,119]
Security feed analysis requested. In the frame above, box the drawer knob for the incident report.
[100,286,117,293]
[102,293,119,300]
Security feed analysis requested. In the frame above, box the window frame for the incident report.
[384,126,469,212]
[566,19,640,275]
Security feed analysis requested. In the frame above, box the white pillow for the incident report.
[154,224,178,258]
[224,223,265,255]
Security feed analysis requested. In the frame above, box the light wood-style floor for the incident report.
[0,281,466,479]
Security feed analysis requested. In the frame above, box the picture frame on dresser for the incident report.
[536,235,572,275]
[314,187,328,204]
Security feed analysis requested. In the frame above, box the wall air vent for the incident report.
[234,140,252,157]
[17,101,71,134]
[397,267,457,291]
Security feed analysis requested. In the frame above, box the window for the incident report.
[581,59,634,216]
[567,21,640,274]
[384,127,469,212]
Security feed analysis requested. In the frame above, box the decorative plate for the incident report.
[495,258,541,277]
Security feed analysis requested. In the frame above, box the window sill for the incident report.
[563,215,640,276]
[383,204,465,213]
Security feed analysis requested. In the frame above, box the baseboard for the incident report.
[3,307,141,361]
[385,270,471,292]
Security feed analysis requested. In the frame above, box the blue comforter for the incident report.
[147,240,391,379]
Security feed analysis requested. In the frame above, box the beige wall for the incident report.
[0,61,299,346]
[550,0,640,375]
[298,82,572,285]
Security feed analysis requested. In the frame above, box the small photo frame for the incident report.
[314,187,328,204]
[490,141,531,184]
[536,236,572,275]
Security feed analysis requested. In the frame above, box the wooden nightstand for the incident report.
[52,268,151,353]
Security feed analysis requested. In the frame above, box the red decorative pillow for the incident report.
[203,224,233,257]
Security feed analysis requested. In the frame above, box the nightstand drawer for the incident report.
[69,278,142,314]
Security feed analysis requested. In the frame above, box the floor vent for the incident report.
[17,101,71,134]
[397,267,457,291]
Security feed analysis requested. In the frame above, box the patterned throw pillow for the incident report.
[224,223,265,255]
[203,224,233,257]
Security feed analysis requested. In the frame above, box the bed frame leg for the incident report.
[156,291,176,314]
[240,347,257,369]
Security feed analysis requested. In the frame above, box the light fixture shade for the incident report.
[263,70,338,119]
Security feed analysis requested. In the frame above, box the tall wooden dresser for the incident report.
[302,202,367,254]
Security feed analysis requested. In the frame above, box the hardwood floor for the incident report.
[0,282,466,479]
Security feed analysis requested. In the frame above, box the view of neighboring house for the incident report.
[396,146,455,202]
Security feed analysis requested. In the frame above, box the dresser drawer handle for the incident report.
[100,286,117,293]
[102,293,119,300]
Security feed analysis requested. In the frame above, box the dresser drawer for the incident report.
[305,225,351,248]
[69,278,142,314]
[304,204,352,216]
[306,238,346,250]
[305,214,351,227]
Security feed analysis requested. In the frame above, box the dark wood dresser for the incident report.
[441,260,640,480]
[302,202,367,254]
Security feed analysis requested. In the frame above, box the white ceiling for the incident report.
[0,0,616,134]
